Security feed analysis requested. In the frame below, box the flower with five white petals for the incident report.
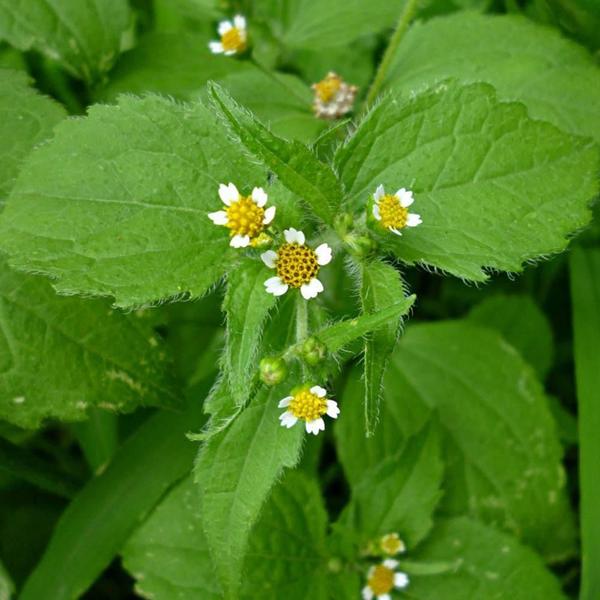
[208,15,248,56]
[261,229,332,300]
[278,385,340,435]
[362,559,409,600]
[372,184,422,236]
[208,182,275,248]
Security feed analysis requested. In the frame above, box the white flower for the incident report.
[379,533,406,556]
[208,182,275,247]
[372,184,422,236]
[362,559,409,600]
[209,15,248,56]
[261,228,332,300]
[278,385,340,435]
[312,72,358,120]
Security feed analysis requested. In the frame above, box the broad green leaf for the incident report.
[315,293,415,354]
[0,94,266,307]
[19,386,212,600]
[468,294,553,380]
[336,321,575,561]
[360,260,406,435]
[0,0,131,83]
[223,261,277,407]
[409,517,566,599]
[570,246,600,600]
[123,471,328,600]
[339,422,443,550]
[384,13,600,142]
[0,259,178,429]
[195,385,305,599]
[0,559,13,600]
[209,82,342,227]
[335,81,598,281]
[0,69,65,204]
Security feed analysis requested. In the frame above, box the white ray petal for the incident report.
[264,276,288,296]
[383,559,399,569]
[300,278,324,300]
[374,184,385,201]
[261,250,278,268]
[326,400,340,418]
[394,572,409,589]
[230,234,250,248]
[233,15,246,29]
[278,396,293,408]
[372,203,381,220]
[315,243,332,266]
[224,50,236,56]
[219,182,239,205]
[310,385,327,397]
[279,411,298,428]
[284,228,305,245]
[263,205,276,224]
[208,210,227,225]
[362,587,374,600]
[252,187,268,207]
[378,595,391,600]
[406,213,422,227]
[209,41,224,54]
[389,227,402,236]
[397,188,414,207]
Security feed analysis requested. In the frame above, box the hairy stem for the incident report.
[364,0,420,108]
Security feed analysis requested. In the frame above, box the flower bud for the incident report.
[259,356,287,385]
[345,233,377,258]
[300,337,327,366]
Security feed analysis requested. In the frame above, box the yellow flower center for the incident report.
[314,74,342,103]
[368,565,395,596]
[380,533,405,555]
[289,389,327,421]
[225,196,264,238]
[221,27,246,53]
[378,194,408,230]
[276,243,319,288]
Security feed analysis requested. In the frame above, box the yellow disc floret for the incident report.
[378,194,408,230]
[289,388,327,421]
[221,27,246,53]
[367,565,395,596]
[314,73,342,103]
[226,196,265,238]
[276,243,319,288]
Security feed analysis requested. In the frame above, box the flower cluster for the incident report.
[312,72,358,119]
[372,185,421,236]
[362,533,409,599]
[278,385,339,435]
[209,15,248,56]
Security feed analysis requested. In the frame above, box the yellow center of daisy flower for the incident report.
[289,389,327,421]
[314,74,342,103]
[225,196,264,238]
[380,533,405,555]
[378,194,408,230]
[221,27,246,53]
[276,243,319,288]
[368,565,395,595]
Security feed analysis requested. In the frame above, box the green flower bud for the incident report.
[259,356,287,385]
[345,234,377,258]
[334,212,354,236]
[300,336,327,366]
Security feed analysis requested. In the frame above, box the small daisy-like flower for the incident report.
[261,228,332,300]
[208,182,275,248]
[372,184,422,236]
[278,385,340,435]
[379,533,406,557]
[363,560,409,600]
[312,71,358,120]
[208,15,248,56]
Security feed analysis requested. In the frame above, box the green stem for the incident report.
[296,295,308,343]
[364,0,420,109]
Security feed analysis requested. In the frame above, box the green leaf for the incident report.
[0,559,13,600]
[468,294,554,380]
[315,293,415,354]
[0,0,131,83]
[339,421,443,550]
[360,260,406,435]
[195,385,305,599]
[224,261,277,407]
[336,321,576,561]
[409,517,566,599]
[384,13,600,142]
[335,81,599,281]
[570,246,600,600]
[19,387,212,600]
[208,82,342,227]
[0,69,65,204]
[0,94,266,307]
[0,259,178,429]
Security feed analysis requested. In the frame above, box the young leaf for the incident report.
[0,69,65,204]
[0,94,266,307]
[360,260,406,435]
[335,321,575,561]
[194,385,304,599]
[0,558,13,600]
[335,81,599,281]
[339,421,443,550]
[223,261,277,407]
[315,293,415,354]
[384,13,600,142]
[410,517,566,599]
[0,0,131,82]
[208,82,343,227]
[123,471,328,600]
[570,246,600,600]
[19,388,212,600]
[0,260,178,429]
